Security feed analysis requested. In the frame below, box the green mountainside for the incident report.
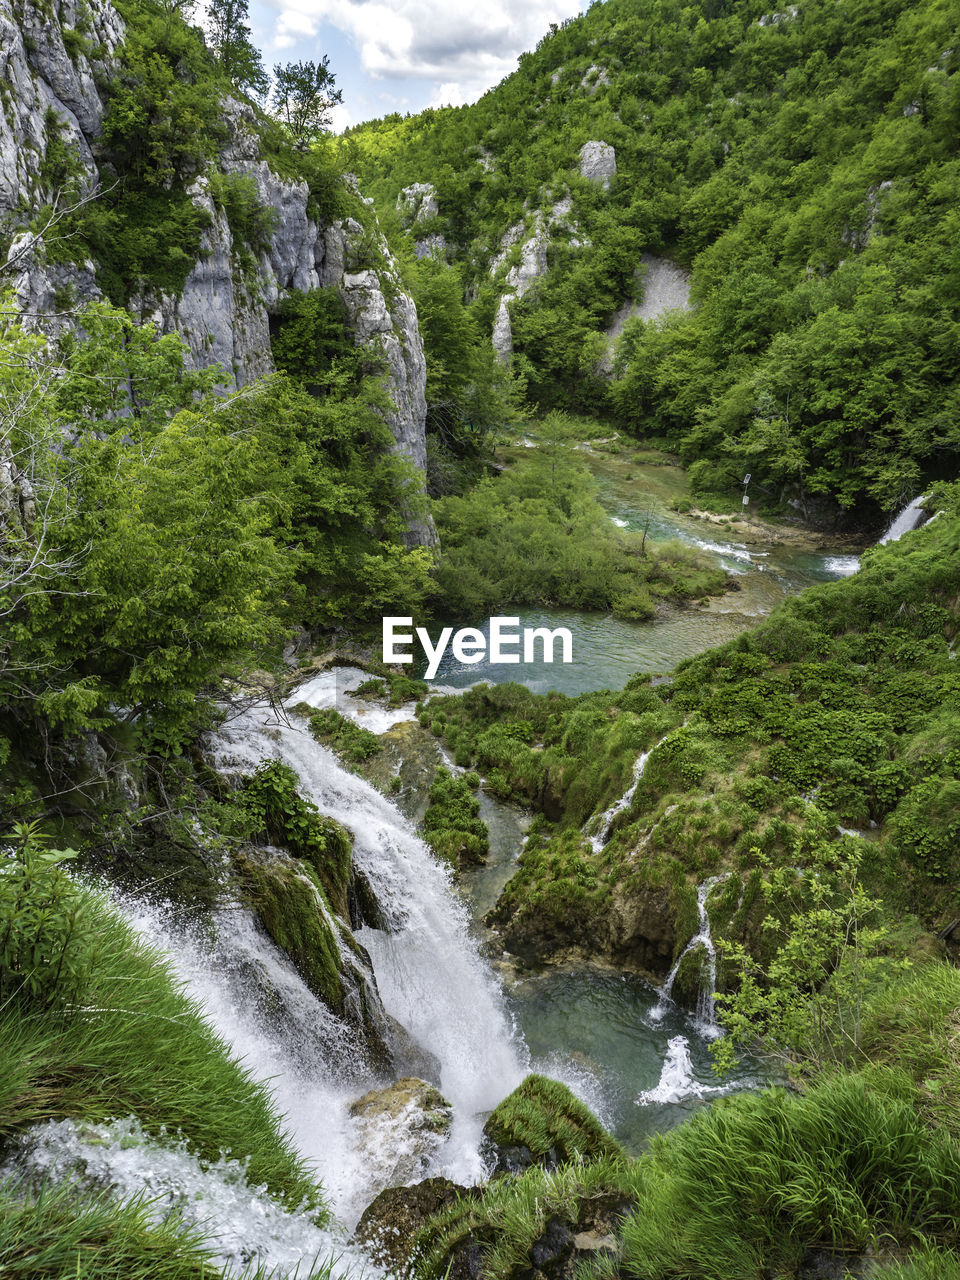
[346,0,960,525]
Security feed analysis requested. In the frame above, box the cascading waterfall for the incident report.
[39,691,531,1261]
[203,701,528,1211]
[879,495,927,544]
[650,876,727,1038]
[588,735,670,852]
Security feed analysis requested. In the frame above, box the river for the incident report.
[13,447,870,1275]
[419,445,861,692]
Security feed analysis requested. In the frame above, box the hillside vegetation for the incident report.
[345,0,960,525]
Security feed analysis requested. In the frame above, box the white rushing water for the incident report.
[635,1035,743,1107]
[879,495,927,544]
[199,703,526,1220]
[5,1116,364,1278]
[588,751,652,853]
[588,734,672,852]
[294,667,418,734]
[651,876,727,1038]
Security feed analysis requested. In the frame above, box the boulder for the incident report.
[481,1073,624,1176]
[355,1176,472,1274]
[349,1077,453,1186]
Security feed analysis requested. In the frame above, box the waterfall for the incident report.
[635,1035,741,1107]
[588,736,669,852]
[879,495,926,544]
[188,702,527,1220]
[650,876,726,1038]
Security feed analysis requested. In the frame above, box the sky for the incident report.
[245,0,591,130]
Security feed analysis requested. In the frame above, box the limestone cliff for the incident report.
[0,0,434,545]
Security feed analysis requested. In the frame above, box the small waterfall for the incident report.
[879,495,926,544]
[588,736,669,852]
[635,1035,739,1107]
[651,876,726,1038]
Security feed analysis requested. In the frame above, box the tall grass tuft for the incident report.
[0,886,323,1216]
[612,1075,960,1280]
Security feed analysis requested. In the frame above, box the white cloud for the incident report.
[268,0,577,102]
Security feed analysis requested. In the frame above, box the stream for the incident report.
[418,449,861,692]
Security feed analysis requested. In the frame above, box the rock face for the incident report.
[0,0,434,545]
[487,875,679,977]
[600,254,692,372]
[398,182,439,224]
[579,140,616,188]
[349,1077,453,1187]
[397,182,448,262]
[490,199,580,361]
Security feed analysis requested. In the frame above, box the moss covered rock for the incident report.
[482,1074,624,1175]
[234,849,345,1012]
[356,1177,473,1274]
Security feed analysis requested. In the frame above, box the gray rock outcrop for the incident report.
[490,199,581,361]
[579,140,617,188]
[397,182,439,225]
[600,254,692,373]
[0,0,435,546]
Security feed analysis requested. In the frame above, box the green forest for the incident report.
[345,0,960,526]
[2,0,960,1276]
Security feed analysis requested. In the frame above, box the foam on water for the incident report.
[635,1036,730,1106]
[295,668,418,735]
[6,1116,368,1278]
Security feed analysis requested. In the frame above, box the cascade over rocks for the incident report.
[349,1077,454,1185]
[0,0,433,545]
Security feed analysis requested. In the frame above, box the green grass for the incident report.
[482,1073,624,1169]
[0,888,324,1217]
[294,704,382,764]
[0,1179,218,1279]
[0,1176,354,1279]
[421,767,489,866]
[611,1075,960,1280]
[416,1156,639,1280]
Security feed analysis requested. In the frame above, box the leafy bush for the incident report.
[0,825,94,1011]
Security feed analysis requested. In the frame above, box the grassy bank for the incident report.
[0,827,328,1275]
